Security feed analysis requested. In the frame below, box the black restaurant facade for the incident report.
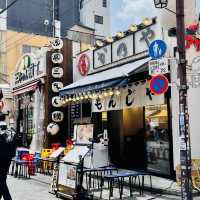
[60,19,175,178]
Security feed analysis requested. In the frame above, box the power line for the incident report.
[0,0,19,15]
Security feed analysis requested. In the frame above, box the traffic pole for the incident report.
[176,0,193,199]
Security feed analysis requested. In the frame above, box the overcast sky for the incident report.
[111,0,200,36]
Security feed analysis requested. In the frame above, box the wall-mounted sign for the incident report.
[51,52,63,64]
[94,45,111,69]
[112,35,133,62]
[192,56,200,73]
[13,53,46,87]
[51,38,63,50]
[52,111,64,122]
[52,82,64,93]
[52,96,63,107]
[74,22,160,78]
[149,58,169,76]
[52,67,63,78]
[92,82,165,112]
[77,53,90,76]
[149,40,167,59]
[185,35,200,51]
[149,75,169,95]
[135,25,156,55]
[47,122,60,135]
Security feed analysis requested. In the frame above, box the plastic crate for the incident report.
[41,149,53,158]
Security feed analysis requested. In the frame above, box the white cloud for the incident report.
[116,0,156,23]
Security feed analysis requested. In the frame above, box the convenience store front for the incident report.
[60,20,174,178]
[12,52,46,150]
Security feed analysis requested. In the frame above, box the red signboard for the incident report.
[77,54,90,76]
[149,75,169,95]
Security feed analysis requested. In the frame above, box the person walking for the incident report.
[0,112,16,200]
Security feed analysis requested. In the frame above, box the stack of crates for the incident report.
[41,149,53,158]
[41,149,54,173]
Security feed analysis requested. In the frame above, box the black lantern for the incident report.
[153,0,168,8]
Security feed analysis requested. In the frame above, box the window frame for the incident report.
[94,15,104,25]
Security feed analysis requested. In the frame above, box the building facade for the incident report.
[79,0,111,37]
[0,0,80,37]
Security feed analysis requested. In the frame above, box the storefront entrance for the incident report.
[16,92,34,147]
[107,104,173,177]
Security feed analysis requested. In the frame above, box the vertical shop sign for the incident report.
[47,38,65,136]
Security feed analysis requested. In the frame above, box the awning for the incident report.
[12,80,40,96]
[60,57,151,96]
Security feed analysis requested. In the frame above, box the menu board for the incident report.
[61,145,89,164]
[70,103,81,137]
[76,124,94,145]
[58,163,76,189]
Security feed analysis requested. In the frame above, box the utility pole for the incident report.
[52,0,60,38]
[176,0,193,199]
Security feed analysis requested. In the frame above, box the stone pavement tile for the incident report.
[7,175,57,200]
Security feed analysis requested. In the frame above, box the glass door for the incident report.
[145,104,171,176]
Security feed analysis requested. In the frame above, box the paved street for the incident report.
[6,174,200,200]
[7,175,57,200]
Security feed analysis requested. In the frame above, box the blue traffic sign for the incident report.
[149,40,167,59]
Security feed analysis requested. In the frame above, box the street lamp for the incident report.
[153,0,193,199]
[153,0,168,8]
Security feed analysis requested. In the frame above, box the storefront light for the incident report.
[103,91,108,97]
[116,31,125,38]
[84,95,89,99]
[96,40,104,47]
[88,93,93,99]
[129,24,138,32]
[80,96,84,100]
[76,96,80,101]
[106,36,114,43]
[143,18,153,26]
[115,90,121,96]
[98,93,103,99]
[92,93,97,99]
[109,90,114,96]
[89,46,96,51]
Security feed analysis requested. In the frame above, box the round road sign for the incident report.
[149,75,169,95]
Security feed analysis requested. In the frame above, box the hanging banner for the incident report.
[92,97,106,113]
[92,82,165,112]
[105,94,121,111]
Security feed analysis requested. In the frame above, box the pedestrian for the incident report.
[0,112,16,200]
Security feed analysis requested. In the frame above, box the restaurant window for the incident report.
[103,0,107,8]
[145,104,171,176]
[95,15,103,24]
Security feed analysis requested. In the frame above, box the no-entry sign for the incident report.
[149,75,169,95]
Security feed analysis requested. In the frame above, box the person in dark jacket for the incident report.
[0,112,16,200]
